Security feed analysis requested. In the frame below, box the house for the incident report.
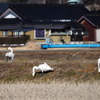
[77,13,100,43]
[0,3,90,45]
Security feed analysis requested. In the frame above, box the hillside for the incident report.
[0,49,100,83]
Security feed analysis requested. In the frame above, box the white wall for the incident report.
[96,29,100,42]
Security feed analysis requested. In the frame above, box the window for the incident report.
[35,29,45,39]
[2,31,8,37]
[14,31,24,37]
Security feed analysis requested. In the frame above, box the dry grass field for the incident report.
[0,81,100,100]
[0,49,99,83]
[0,42,100,99]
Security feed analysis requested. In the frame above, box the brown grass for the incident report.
[0,41,41,51]
[0,53,99,83]
[0,46,100,99]
[0,81,100,100]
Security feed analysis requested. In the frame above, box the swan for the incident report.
[98,58,100,72]
[32,62,54,77]
[5,47,15,62]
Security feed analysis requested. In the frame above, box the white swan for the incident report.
[98,58,100,72]
[32,62,53,77]
[5,47,15,62]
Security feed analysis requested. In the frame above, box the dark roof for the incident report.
[0,18,84,30]
[10,4,90,22]
[78,14,100,28]
[65,22,84,29]
[0,18,21,30]
[0,4,89,30]
[86,15,100,27]
[0,18,21,25]
[0,3,9,15]
[90,10,100,15]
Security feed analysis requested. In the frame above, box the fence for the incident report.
[0,35,30,45]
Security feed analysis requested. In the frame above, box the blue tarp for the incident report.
[41,44,100,49]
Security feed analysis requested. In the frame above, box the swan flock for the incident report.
[32,62,53,77]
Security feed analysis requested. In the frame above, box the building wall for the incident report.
[50,35,70,43]
[0,29,71,44]
[26,30,34,40]
[80,20,96,41]
[26,30,71,43]
[0,31,12,37]
[26,30,46,43]
[9,31,12,36]
[96,29,100,42]
[0,31,2,37]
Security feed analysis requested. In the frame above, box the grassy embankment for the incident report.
[0,50,100,83]
[0,50,100,99]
